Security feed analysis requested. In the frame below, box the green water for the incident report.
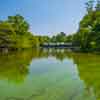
[0,49,99,100]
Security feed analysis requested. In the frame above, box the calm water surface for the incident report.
[0,49,99,100]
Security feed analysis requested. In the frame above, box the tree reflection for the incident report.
[0,48,74,84]
[72,53,100,99]
[34,48,74,61]
[0,50,34,84]
[1,48,100,99]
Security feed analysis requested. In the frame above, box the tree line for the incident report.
[72,0,100,52]
[37,0,100,52]
[0,15,74,50]
[0,0,100,52]
[0,14,38,49]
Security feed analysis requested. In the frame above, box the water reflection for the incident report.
[0,50,33,83]
[32,48,74,61]
[73,53,100,100]
[0,48,100,100]
[32,48,100,100]
[0,48,74,83]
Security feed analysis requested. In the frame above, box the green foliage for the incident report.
[54,32,66,42]
[85,0,94,13]
[50,32,73,43]
[74,53,100,99]
[7,14,29,35]
[38,36,50,45]
[0,1,100,52]
[0,14,41,49]
[73,0,100,52]
[96,0,100,11]
[0,22,16,48]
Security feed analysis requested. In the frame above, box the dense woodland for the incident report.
[73,0,100,52]
[0,0,100,52]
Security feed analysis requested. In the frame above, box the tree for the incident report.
[65,35,73,42]
[85,0,94,13]
[7,14,29,35]
[0,15,40,49]
[55,32,66,42]
[73,0,100,52]
[96,0,100,11]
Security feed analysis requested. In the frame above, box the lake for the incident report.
[0,48,99,100]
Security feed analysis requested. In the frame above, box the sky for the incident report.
[0,0,87,36]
